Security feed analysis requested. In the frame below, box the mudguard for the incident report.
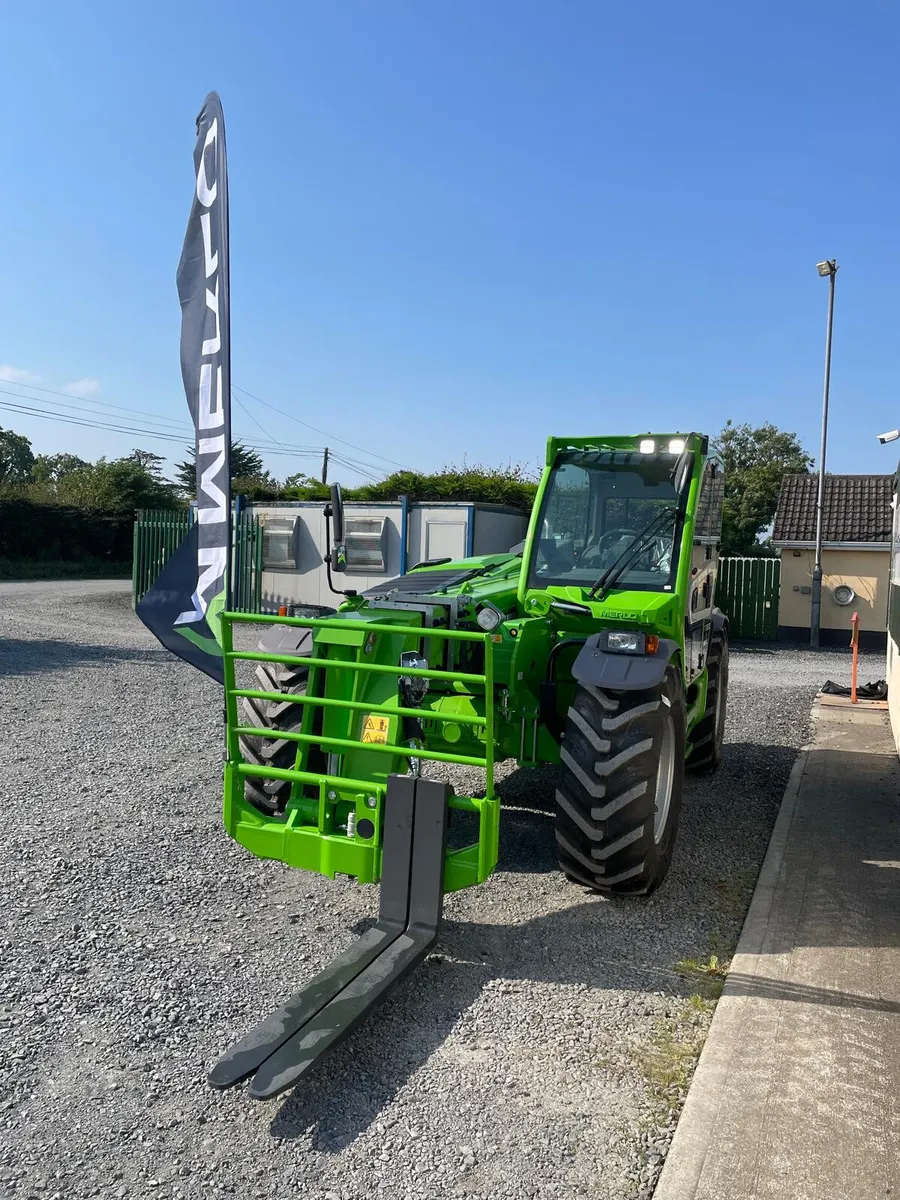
[258,623,316,658]
[571,634,680,691]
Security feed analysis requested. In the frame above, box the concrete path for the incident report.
[655,699,900,1200]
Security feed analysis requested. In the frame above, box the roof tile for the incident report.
[772,474,893,543]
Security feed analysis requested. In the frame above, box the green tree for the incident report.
[174,441,268,495]
[282,470,330,501]
[0,426,35,485]
[124,448,167,478]
[713,420,813,555]
[27,449,178,512]
[87,457,180,513]
[31,452,91,484]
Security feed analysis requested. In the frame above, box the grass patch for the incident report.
[685,992,717,1015]
[633,997,714,1109]
[0,558,131,581]
[675,954,727,1000]
[684,865,761,980]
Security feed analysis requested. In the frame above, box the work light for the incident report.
[605,630,660,655]
[476,606,502,631]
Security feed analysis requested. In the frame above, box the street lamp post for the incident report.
[810,259,838,649]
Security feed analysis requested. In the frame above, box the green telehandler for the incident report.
[209,431,727,1098]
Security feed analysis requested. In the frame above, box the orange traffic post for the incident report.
[850,611,859,703]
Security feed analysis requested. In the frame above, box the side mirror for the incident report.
[672,449,695,499]
[327,482,347,572]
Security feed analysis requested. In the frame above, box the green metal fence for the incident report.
[132,507,263,612]
[717,556,781,640]
[232,510,264,613]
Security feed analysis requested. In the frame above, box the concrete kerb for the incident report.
[652,743,810,1199]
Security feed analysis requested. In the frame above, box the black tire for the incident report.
[686,624,729,773]
[555,666,686,896]
[239,659,308,815]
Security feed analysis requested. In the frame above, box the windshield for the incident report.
[529,456,681,593]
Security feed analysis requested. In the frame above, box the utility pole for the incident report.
[321,446,329,486]
[810,259,838,649]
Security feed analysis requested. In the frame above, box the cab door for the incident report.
[686,460,723,679]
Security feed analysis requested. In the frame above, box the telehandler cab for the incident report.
[209,431,727,1097]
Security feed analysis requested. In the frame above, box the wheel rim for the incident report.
[653,712,676,844]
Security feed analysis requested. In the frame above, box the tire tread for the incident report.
[556,668,686,896]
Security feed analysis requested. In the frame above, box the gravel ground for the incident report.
[0,580,885,1200]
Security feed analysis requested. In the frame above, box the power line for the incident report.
[231,390,280,444]
[328,450,381,482]
[0,379,400,482]
[1,377,403,481]
[0,397,201,447]
[0,378,191,431]
[0,386,386,483]
[0,386,194,436]
[0,378,326,463]
[232,383,411,472]
[0,385,257,449]
[230,390,383,482]
[0,393,327,458]
[329,448,391,475]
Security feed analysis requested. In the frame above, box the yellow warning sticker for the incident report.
[361,714,390,745]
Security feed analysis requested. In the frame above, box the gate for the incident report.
[716,556,780,641]
[133,507,263,612]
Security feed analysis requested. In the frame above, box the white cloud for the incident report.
[64,378,101,397]
[0,365,39,384]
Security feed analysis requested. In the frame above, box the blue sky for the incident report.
[1,1,898,484]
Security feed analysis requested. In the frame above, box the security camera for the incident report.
[878,430,900,445]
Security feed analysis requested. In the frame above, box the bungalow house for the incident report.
[885,469,900,751]
[772,473,892,651]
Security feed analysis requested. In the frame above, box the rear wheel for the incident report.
[239,660,308,815]
[686,623,728,773]
[555,666,686,895]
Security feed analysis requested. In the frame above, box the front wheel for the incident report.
[238,660,309,816]
[686,623,729,773]
[555,666,686,896]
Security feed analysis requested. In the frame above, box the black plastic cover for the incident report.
[364,569,474,597]
[571,634,679,691]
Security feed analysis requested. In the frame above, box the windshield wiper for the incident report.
[587,506,678,601]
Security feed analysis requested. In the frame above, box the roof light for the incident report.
[639,438,655,454]
[668,438,686,454]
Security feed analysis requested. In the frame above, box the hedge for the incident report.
[0,499,134,563]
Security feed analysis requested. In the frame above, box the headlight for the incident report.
[399,652,429,707]
[605,630,660,655]
[668,437,686,454]
[476,606,502,631]
[639,438,655,453]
